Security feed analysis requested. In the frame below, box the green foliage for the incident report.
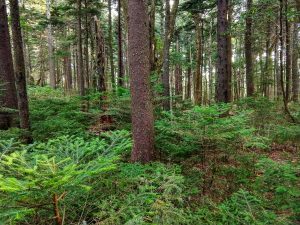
[29,86,93,140]
[189,190,280,225]
[156,104,266,158]
[0,131,131,224]
[255,158,300,220]
[94,163,187,224]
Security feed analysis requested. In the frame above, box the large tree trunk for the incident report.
[292,23,299,102]
[46,0,56,88]
[129,0,155,163]
[194,13,202,105]
[0,0,18,110]
[117,0,124,87]
[108,0,115,88]
[216,0,231,103]
[77,0,85,96]
[245,0,254,97]
[9,0,31,139]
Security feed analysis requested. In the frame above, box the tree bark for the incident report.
[292,23,299,102]
[216,0,231,103]
[194,13,202,105]
[46,0,56,88]
[9,0,31,137]
[108,0,115,88]
[0,0,18,110]
[162,0,179,110]
[77,0,85,96]
[245,0,254,97]
[129,0,155,163]
[117,0,124,87]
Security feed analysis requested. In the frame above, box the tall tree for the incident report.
[291,23,299,102]
[117,0,124,87]
[216,0,231,103]
[46,0,56,88]
[162,0,180,110]
[128,0,155,163]
[9,0,31,139]
[194,13,202,105]
[0,0,18,109]
[77,0,85,96]
[108,0,115,88]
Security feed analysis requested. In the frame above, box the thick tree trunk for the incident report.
[9,0,31,137]
[245,0,254,97]
[216,0,231,103]
[0,0,18,110]
[46,0,56,88]
[129,0,155,163]
[194,14,202,105]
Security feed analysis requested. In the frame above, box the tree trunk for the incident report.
[194,13,202,105]
[46,0,56,88]
[285,0,291,101]
[149,0,156,72]
[245,0,254,97]
[108,0,115,88]
[162,0,179,110]
[129,0,155,163]
[9,0,31,139]
[77,0,85,96]
[0,0,18,110]
[216,0,231,103]
[292,23,299,102]
[117,0,124,87]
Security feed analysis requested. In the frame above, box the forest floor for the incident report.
[0,86,299,225]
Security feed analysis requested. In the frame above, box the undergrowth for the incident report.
[0,88,299,224]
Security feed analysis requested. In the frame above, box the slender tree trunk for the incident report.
[216,0,231,103]
[117,0,124,87]
[175,36,182,96]
[0,0,18,110]
[84,0,89,89]
[46,0,56,88]
[129,0,155,163]
[162,0,179,110]
[149,0,156,72]
[292,23,299,102]
[186,40,192,100]
[245,0,254,97]
[77,0,85,96]
[194,13,202,105]
[285,0,291,101]
[108,0,115,88]
[9,0,31,140]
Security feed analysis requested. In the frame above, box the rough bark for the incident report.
[0,0,18,109]
[174,36,182,96]
[245,0,254,97]
[129,0,155,163]
[46,0,56,88]
[9,0,31,137]
[216,0,231,103]
[149,0,156,71]
[285,0,291,101]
